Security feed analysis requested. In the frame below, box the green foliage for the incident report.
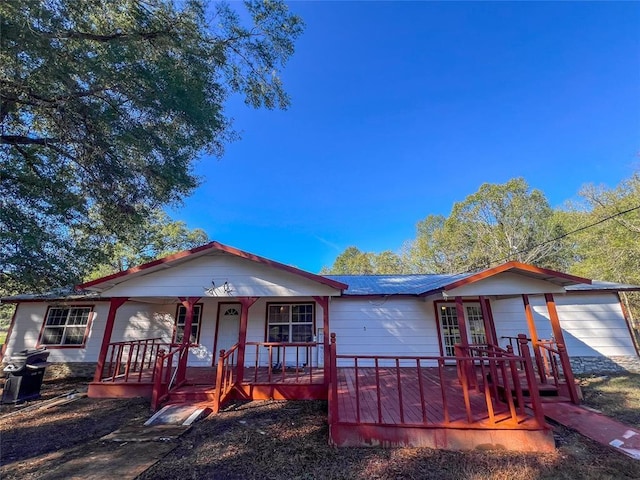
[83,209,209,281]
[404,178,572,273]
[563,173,640,338]
[566,173,640,284]
[0,0,303,293]
[321,246,407,275]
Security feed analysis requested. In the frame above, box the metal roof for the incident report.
[325,274,640,296]
[324,274,472,295]
[3,274,639,303]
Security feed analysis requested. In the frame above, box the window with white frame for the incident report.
[267,303,314,343]
[40,307,92,346]
[174,304,202,343]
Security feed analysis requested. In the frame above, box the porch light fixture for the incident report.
[204,280,234,296]
[204,280,217,296]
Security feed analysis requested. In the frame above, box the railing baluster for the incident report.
[107,344,116,379]
[375,357,382,424]
[281,345,286,382]
[438,358,450,425]
[253,344,259,382]
[458,355,473,423]
[396,358,404,424]
[480,357,495,424]
[354,357,360,423]
[416,358,427,424]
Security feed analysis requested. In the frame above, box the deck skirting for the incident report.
[330,422,556,452]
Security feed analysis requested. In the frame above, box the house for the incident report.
[2,241,639,451]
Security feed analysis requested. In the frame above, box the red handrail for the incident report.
[150,343,189,411]
[213,343,240,414]
[329,333,547,431]
[100,338,175,383]
[245,341,320,384]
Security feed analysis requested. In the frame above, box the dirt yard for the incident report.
[2,375,640,480]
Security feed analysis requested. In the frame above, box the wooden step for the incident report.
[167,385,218,403]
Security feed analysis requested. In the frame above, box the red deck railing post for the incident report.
[213,349,225,414]
[329,333,339,426]
[151,351,165,411]
[518,334,546,427]
[557,343,579,404]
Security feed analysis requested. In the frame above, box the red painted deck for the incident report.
[89,365,326,402]
[335,366,536,429]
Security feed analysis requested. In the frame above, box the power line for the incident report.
[467,203,640,273]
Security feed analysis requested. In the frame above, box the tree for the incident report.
[84,209,209,281]
[564,172,640,346]
[321,246,406,275]
[566,173,640,283]
[404,178,572,273]
[0,0,303,292]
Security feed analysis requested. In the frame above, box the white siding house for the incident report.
[3,242,639,377]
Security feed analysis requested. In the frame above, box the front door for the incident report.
[214,303,241,365]
[437,302,487,356]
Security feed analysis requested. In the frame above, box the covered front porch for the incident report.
[87,294,336,411]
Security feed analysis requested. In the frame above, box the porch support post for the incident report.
[545,293,579,404]
[93,297,128,382]
[478,296,497,346]
[454,296,473,387]
[522,294,547,384]
[454,297,470,347]
[313,296,330,386]
[236,297,258,384]
[177,296,200,385]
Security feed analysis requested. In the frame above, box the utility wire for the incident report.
[465,203,640,274]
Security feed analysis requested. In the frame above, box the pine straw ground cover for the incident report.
[1,374,640,480]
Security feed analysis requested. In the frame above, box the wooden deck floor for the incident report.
[335,366,534,428]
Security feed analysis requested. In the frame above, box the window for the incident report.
[174,304,203,343]
[267,303,314,343]
[437,302,487,356]
[40,307,92,346]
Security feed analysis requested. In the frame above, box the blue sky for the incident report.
[169,1,640,273]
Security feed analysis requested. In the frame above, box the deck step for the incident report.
[166,385,218,404]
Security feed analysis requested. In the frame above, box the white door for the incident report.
[215,304,241,365]
[437,302,487,356]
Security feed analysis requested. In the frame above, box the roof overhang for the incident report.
[76,241,348,293]
[417,261,592,297]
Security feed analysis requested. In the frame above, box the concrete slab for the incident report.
[27,441,176,480]
[101,424,191,442]
[543,402,640,460]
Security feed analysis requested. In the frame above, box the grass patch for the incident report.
[579,373,640,427]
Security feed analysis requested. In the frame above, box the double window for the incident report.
[174,304,203,343]
[39,307,93,346]
[437,302,487,356]
[267,303,314,343]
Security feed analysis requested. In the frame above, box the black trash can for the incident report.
[2,348,50,404]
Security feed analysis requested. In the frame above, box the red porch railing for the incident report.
[150,343,190,411]
[502,335,579,404]
[245,341,321,384]
[99,338,175,383]
[329,333,547,430]
[212,343,240,413]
